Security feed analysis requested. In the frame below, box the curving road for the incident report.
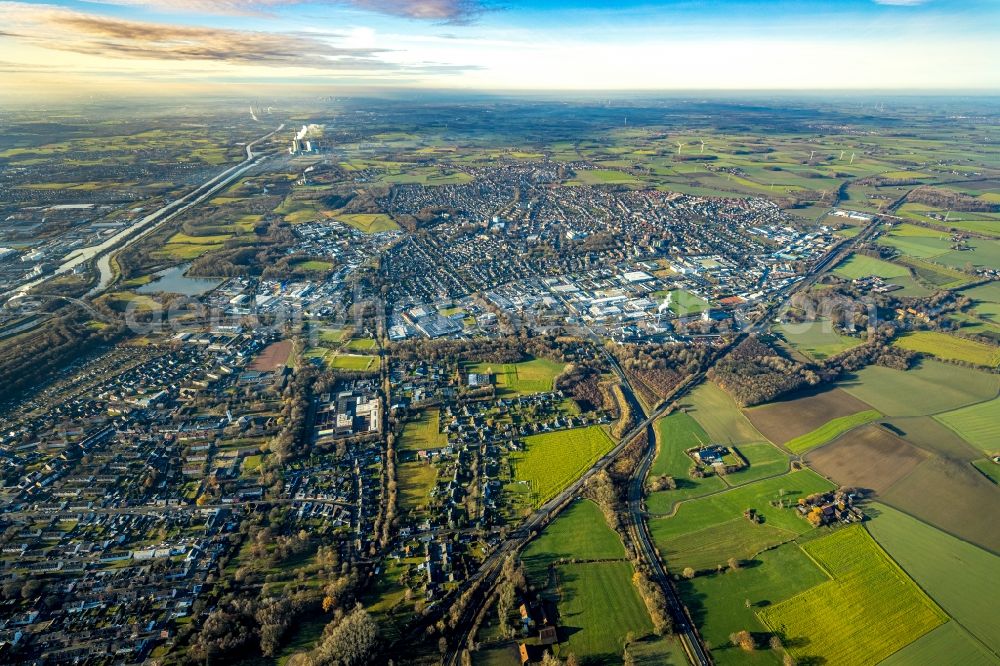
[3,124,285,302]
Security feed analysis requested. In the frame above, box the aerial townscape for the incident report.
[0,1,998,665]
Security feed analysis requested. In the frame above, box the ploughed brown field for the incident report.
[806,424,928,493]
[881,415,984,461]
[809,422,1000,554]
[251,340,292,371]
[882,457,1000,555]
[745,387,874,445]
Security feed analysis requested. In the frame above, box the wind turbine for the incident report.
[676,141,685,155]
[809,150,815,161]
[850,152,856,165]
[840,150,845,160]
[700,139,707,154]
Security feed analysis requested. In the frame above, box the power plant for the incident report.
[289,124,323,155]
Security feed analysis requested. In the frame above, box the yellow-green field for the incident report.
[511,426,615,507]
[757,526,946,666]
[934,397,1000,454]
[894,331,1000,368]
[782,410,882,454]
[399,409,447,452]
[336,214,400,233]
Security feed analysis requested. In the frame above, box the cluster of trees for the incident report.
[377,432,398,551]
[857,175,924,188]
[708,337,818,407]
[631,568,674,636]
[908,186,1000,213]
[496,555,528,639]
[822,333,915,375]
[394,334,606,370]
[648,474,677,492]
[711,331,917,407]
[784,290,871,330]
[180,221,307,278]
[394,206,461,233]
[554,364,608,413]
[394,338,525,364]
[610,383,635,439]
[584,470,624,536]
[583,454,675,636]
[179,506,365,664]
[612,343,711,405]
[268,365,316,462]
[187,585,326,662]
[288,605,379,666]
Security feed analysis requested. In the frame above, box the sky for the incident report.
[1,0,998,98]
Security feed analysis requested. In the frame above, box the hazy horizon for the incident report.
[2,0,998,100]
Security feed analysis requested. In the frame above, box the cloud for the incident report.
[80,0,489,22]
[0,2,477,76]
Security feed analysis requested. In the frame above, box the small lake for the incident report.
[137,264,222,296]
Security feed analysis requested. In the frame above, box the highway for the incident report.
[3,124,285,302]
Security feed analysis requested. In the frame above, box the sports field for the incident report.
[468,357,565,396]
[934,396,1000,454]
[776,320,862,361]
[250,340,292,371]
[895,331,1000,368]
[839,360,1000,417]
[398,409,447,452]
[664,289,711,316]
[757,526,946,666]
[682,382,766,444]
[327,354,376,371]
[511,426,615,507]
[317,327,349,344]
[345,337,377,351]
[866,503,1000,655]
[782,409,882,454]
[293,259,334,272]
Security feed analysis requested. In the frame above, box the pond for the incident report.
[137,264,222,296]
